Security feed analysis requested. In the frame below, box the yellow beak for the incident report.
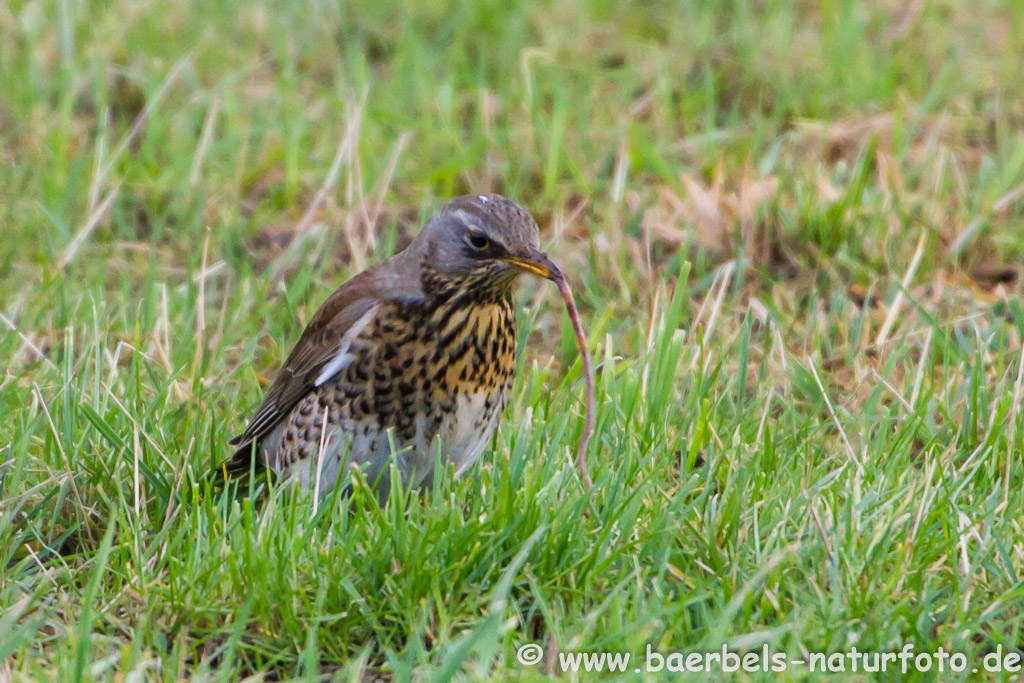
[502,249,561,281]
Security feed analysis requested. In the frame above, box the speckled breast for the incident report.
[300,293,517,493]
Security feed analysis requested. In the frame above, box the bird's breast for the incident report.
[338,297,516,442]
[265,294,520,498]
[432,299,517,393]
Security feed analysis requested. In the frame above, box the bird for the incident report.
[219,194,567,502]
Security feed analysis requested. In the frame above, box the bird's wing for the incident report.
[227,256,422,456]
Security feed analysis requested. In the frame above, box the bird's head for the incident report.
[416,194,562,298]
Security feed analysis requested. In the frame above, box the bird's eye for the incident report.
[467,231,490,250]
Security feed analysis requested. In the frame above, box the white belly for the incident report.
[405,391,500,488]
[281,391,502,500]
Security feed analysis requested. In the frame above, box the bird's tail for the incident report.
[208,440,265,483]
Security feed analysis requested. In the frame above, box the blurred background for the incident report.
[3,0,1022,305]
[2,0,1024,678]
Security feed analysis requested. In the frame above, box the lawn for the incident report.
[2,0,1024,680]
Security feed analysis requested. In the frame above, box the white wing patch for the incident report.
[314,306,377,387]
[478,195,490,203]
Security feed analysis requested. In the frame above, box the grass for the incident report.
[2,0,1024,679]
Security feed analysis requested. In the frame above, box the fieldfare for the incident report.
[221,194,581,502]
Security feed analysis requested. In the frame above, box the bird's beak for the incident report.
[502,249,562,282]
